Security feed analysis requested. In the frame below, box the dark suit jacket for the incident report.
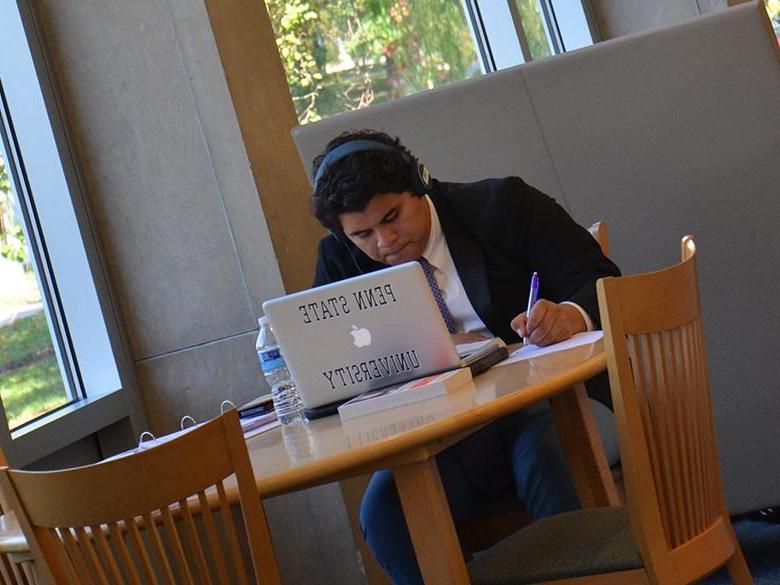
[314,177,620,498]
[314,177,620,340]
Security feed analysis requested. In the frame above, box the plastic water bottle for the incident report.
[256,316,305,425]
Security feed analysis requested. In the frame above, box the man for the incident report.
[310,129,620,585]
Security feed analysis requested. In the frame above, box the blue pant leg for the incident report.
[508,400,582,519]
[360,400,617,584]
[359,470,422,585]
[359,426,518,585]
[508,398,619,518]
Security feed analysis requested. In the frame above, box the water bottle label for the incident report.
[258,347,285,372]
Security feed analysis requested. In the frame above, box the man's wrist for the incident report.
[561,301,593,332]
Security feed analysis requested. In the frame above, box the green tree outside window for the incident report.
[265,0,481,124]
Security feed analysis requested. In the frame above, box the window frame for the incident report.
[0,0,144,467]
[465,0,598,72]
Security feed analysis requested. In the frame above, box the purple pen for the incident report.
[523,272,539,344]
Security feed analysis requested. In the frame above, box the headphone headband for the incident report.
[313,138,431,196]
[314,140,395,187]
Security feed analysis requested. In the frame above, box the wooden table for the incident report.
[244,338,620,585]
[0,510,36,585]
[0,339,618,584]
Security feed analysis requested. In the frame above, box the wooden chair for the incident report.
[0,513,35,585]
[0,409,281,585]
[0,449,35,585]
[457,220,614,556]
[468,236,752,584]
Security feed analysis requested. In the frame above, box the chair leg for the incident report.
[724,548,753,585]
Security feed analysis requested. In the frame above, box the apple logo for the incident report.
[351,325,372,348]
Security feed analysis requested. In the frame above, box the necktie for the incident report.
[418,257,457,333]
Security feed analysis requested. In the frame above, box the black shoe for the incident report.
[753,507,780,523]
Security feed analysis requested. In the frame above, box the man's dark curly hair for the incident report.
[311,129,421,232]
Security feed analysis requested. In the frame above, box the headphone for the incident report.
[317,138,432,275]
[313,139,432,196]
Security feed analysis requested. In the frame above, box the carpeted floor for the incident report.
[703,516,780,584]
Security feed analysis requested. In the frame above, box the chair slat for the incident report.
[0,555,14,585]
[668,329,695,545]
[629,335,668,544]
[178,497,213,585]
[126,517,160,585]
[670,329,696,543]
[656,331,688,547]
[161,506,195,585]
[19,563,35,585]
[7,562,25,585]
[75,526,110,585]
[677,324,702,539]
[197,490,231,585]
[91,524,123,585]
[637,334,676,547]
[60,527,95,585]
[142,512,177,585]
[108,521,142,585]
[686,328,706,536]
[216,481,249,585]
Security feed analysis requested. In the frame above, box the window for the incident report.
[0,0,138,466]
[265,0,595,124]
[766,0,780,44]
[466,0,595,68]
[0,149,71,430]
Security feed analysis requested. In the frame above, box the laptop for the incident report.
[262,262,463,413]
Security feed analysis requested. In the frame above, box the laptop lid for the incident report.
[262,262,461,409]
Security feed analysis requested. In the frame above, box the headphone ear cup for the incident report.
[411,161,431,195]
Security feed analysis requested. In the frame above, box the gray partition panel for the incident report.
[292,68,564,202]
[521,2,780,513]
[291,1,780,514]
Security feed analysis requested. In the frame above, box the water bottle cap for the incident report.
[258,315,269,327]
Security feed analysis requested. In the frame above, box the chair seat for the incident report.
[469,506,643,585]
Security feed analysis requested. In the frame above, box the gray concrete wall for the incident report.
[29,0,363,583]
[34,0,283,430]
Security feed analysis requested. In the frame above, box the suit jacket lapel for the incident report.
[430,190,500,333]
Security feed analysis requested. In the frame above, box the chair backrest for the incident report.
[597,238,739,583]
[587,220,609,257]
[0,409,281,585]
[680,234,696,262]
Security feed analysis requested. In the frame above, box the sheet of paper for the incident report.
[244,419,281,439]
[495,331,603,367]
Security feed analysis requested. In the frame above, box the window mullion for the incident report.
[507,1,535,63]
[539,0,565,53]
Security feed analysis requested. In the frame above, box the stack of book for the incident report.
[338,367,473,421]
[238,394,278,435]
[238,394,274,418]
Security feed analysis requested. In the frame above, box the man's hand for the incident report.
[510,300,586,347]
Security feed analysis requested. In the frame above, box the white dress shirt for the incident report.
[419,196,593,336]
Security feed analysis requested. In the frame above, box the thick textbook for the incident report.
[338,367,472,421]
[456,337,509,375]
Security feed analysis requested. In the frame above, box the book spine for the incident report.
[239,404,274,419]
